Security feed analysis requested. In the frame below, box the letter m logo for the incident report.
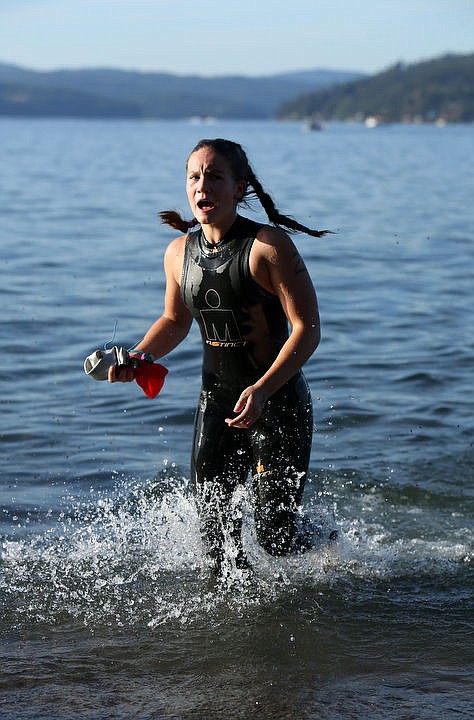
[200,309,242,343]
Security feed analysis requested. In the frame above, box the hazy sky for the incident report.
[1,0,473,76]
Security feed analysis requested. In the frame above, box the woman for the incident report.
[110,138,327,575]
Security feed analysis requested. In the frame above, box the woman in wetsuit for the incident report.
[110,138,327,574]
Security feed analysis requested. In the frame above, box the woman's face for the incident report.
[186,147,246,228]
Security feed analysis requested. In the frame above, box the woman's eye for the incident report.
[187,171,223,182]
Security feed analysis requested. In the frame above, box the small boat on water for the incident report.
[303,119,323,132]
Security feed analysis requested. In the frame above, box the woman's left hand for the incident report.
[225,385,267,429]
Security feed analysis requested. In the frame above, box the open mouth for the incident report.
[197,199,215,211]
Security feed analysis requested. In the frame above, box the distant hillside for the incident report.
[0,63,364,119]
[0,80,141,118]
[278,53,474,123]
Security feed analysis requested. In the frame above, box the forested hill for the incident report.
[0,64,362,119]
[278,53,474,123]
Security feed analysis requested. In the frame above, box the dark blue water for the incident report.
[1,118,473,719]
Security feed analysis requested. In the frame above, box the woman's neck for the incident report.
[201,213,238,245]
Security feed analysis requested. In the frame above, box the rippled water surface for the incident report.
[1,119,473,719]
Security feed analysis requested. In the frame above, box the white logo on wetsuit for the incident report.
[200,288,247,347]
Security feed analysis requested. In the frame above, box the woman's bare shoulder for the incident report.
[165,233,187,255]
[253,224,299,263]
[164,234,188,282]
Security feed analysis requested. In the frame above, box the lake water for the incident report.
[1,118,473,719]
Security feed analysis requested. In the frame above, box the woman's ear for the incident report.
[234,180,248,203]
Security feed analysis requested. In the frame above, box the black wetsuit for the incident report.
[181,215,313,567]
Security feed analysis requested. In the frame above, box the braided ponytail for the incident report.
[245,165,329,238]
[159,138,330,238]
[158,210,198,234]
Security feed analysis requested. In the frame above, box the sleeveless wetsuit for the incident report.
[181,215,313,567]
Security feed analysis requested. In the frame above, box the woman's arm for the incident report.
[226,227,320,427]
[109,235,192,382]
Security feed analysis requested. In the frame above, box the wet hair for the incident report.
[159,138,329,237]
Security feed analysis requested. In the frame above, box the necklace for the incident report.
[201,233,224,255]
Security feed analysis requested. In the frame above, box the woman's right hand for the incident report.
[108,365,135,383]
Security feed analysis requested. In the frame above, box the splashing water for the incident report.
[2,470,471,634]
[0,474,333,629]
[2,475,203,629]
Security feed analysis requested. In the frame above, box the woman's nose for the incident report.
[196,174,209,191]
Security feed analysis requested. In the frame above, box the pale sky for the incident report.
[1,0,473,77]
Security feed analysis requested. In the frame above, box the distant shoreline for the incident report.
[1,53,473,123]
